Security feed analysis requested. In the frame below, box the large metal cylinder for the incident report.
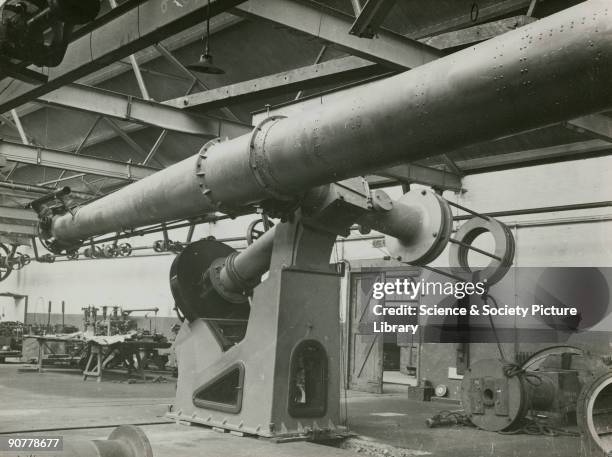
[56,425,152,457]
[46,0,612,250]
[218,227,276,294]
[215,187,453,294]
[579,372,612,457]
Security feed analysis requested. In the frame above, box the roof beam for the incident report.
[37,84,252,138]
[0,192,36,205]
[410,0,534,39]
[0,58,48,85]
[233,0,442,71]
[0,0,247,113]
[458,140,612,173]
[5,14,243,122]
[421,16,537,50]
[0,222,37,238]
[0,181,94,200]
[0,141,158,181]
[0,205,37,242]
[168,56,387,110]
[0,206,37,223]
[369,140,612,186]
[349,0,398,39]
[566,114,612,142]
[174,9,538,114]
[370,163,462,191]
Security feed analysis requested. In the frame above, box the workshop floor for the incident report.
[0,363,580,457]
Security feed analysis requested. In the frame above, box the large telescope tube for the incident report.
[42,0,612,253]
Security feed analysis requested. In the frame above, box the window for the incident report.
[193,364,245,414]
[288,340,328,418]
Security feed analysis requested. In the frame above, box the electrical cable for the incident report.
[482,292,578,437]
[428,291,576,436]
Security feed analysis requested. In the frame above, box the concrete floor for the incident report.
[0,363,580,457]
[382,371,418,386]
[346,391,579,457]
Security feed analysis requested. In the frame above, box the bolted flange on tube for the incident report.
[379,189,453,265]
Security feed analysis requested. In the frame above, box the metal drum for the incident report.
[460,358,529,432]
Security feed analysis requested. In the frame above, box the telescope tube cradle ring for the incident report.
[449,216,515,285]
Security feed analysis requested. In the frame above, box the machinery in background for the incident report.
[0,0,100,69]
[37,425,153,457]
[18,303,169,375]
[24,322,78,335]
[0,242,31,282]
[80,305,170,374]
[0,234,187,281]
[0,320,23,362]
[82,305,160,337]
[460,348,612,456]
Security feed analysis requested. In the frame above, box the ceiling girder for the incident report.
[349,0,399,39]
[0,0,248,113]
[459,140,612,173]
[0,141,158,181]
[0,206,37,222]
[411,0,534,39]
[422,15,537,49]
[168,56,387,111]
[232,0,442,71]
[37,84,252,138]
[368,162,462,191]
[565,115,612,142]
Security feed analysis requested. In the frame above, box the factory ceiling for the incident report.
[0,0,609,235]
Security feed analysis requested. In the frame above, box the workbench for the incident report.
[0,349,21,363]
[82,339,171,382]
[23,334,86,373]
[24,334,170,382]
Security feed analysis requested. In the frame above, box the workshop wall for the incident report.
[1,156,610,373]
[414,156,611,400]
